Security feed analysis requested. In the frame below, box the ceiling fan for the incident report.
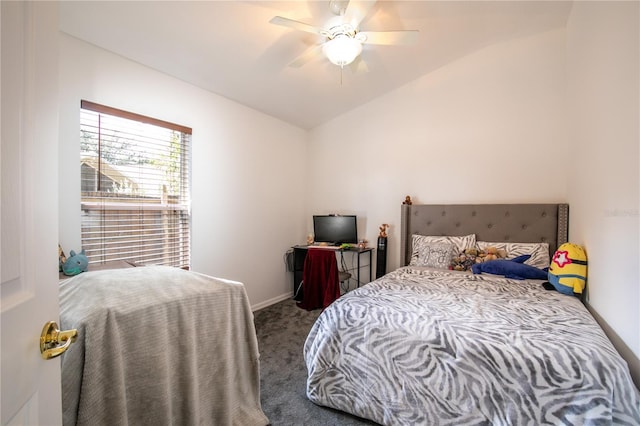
[269,0,419,71]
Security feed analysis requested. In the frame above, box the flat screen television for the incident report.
[313,215,357,245]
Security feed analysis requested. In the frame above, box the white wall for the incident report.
[58,34,308,308]
[308,29,568,271]
[566,1,639,363]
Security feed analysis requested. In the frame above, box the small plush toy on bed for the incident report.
[471,254,548,280]
[62,249,89,276]
[482,246,507,261]
[450,248,480,271]
[450,247,507,271]
[58,244,67,272]
[543,243,588,295]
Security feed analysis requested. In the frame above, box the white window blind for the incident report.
[80,100,191,268]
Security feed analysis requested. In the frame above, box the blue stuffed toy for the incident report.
[62,249,89,276]
[471,254,548,280]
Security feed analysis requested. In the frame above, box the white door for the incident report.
[1,2,63,425]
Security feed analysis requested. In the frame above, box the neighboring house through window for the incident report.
[80,100,191,268]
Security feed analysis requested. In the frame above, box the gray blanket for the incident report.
[60,266,269,426]
[305,266,640,425]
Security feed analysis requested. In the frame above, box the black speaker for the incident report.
[376,236,387,279]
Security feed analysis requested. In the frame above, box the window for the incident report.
[80,100,191,268]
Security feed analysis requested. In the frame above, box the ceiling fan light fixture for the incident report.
[323,34,363,67]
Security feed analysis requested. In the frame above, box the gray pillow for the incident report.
[409,242,457,269]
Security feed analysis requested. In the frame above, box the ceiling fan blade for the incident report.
[288,44,324,68]
[349,56,369,74]
[358,30,419,46]
[269,16,325,36]
[343,0,377,28]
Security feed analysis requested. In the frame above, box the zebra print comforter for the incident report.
[304,267,640,425]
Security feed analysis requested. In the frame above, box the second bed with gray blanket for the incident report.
[60,266,269,426]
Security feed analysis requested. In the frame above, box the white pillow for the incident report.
[409,242,456,269]
[476,241,550,269]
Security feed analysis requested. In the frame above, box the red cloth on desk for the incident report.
[298,249,340,310]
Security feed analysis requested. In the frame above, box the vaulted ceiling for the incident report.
[59,1,572,130]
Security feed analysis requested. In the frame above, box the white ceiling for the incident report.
[59,1,572,130]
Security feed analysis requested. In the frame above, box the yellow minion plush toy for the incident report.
[544,243,588,296]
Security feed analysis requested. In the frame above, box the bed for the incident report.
[59,265,269,426]
[304,203,640,425]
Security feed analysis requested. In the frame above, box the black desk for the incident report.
[292,246,374,300]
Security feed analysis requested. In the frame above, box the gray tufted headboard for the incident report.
[400,204,569,266]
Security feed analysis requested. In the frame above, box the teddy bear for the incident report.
[478,246,508,262]
[449,246,507,271]
[483,247,500,261]
[450,248,480,271]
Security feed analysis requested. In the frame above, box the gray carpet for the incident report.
[254,298,377,426]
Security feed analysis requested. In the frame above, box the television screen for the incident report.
[313,215,357,245]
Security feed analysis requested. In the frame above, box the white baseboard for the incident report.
[251,292,292,312]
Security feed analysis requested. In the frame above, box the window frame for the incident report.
[79,100,192,269]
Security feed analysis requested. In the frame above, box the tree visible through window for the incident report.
[80,100,191,268]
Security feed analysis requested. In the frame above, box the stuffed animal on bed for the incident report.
[450,248,479,271]
[58,244,67,272]
[543,243,588,296]
[471,254,548,280]
[482,246,507,261]
[62,249,89,276]
[450,247,507,271]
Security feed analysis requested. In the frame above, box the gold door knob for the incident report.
[40,321,78,360]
